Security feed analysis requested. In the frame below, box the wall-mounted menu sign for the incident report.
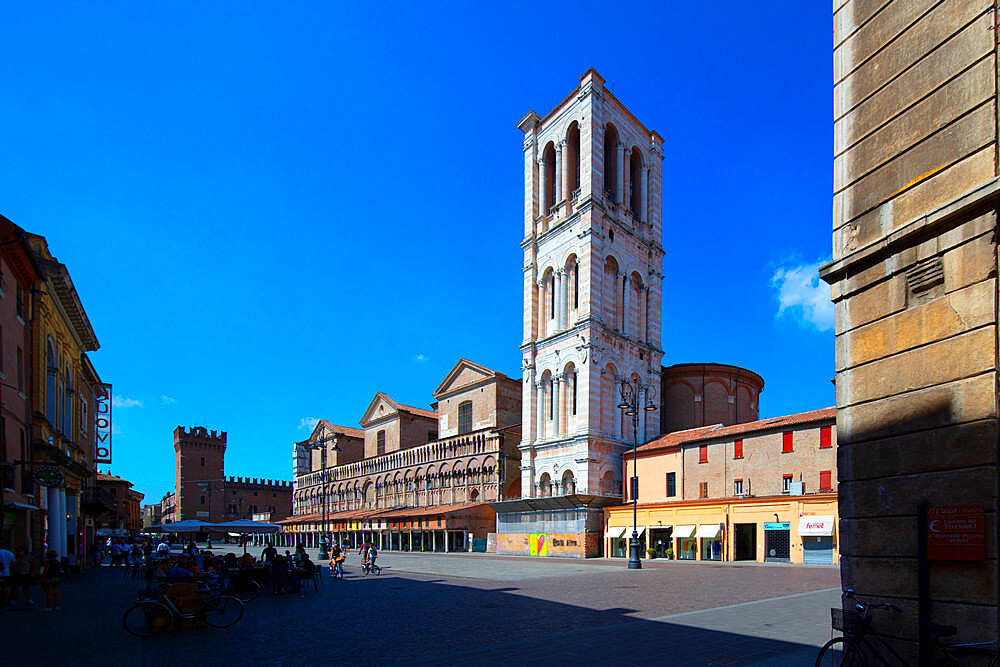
[927,505,985,561]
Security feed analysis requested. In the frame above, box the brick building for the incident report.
[607,407,837,564]
[95,473,145,534]
[660,363,765,434]
[160,426,292,526]
[280,359,521,551]
[819,0,1000,655]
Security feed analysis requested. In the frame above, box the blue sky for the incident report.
[1,2,834,504]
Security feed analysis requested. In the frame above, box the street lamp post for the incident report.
[307,426,339,559]
[618,377,657,570]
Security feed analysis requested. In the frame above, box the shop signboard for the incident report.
[927,504,985,561]
[34,467,65,487]
[764,522,789,531]
[94,383,113,464]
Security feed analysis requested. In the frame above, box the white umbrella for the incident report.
[204,520,280,554]
[148,519,209,534]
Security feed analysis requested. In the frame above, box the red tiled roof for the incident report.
[396,402,437,420]
[318,420,363,439]
[96,472,132,485]
[635,407,836,455]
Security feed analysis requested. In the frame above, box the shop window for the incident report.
[666,472,676,498]
[820,426,832,448]
[699,482,708,499]
[819,470,832,491]
[782,474,793,493]
[734,479,743,495]
[734,439,743,459]
[698,444,708,463]
[782,431,793,452]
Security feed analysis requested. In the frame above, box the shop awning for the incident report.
[695,524,722,539]
[622,526,645,537]
[673,524,696,538]
[798,516,835,537]
[604,526,627,539]
[4,501,38,511]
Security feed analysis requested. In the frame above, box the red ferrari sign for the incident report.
[926,505,985,561]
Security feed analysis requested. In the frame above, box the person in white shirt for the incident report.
[0,543,15,606]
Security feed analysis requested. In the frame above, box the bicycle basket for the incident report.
[832,608,867,634]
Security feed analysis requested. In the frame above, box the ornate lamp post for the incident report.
[306,426,339,559]
[618,377,657,570]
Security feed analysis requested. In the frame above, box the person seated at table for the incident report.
[239,552,255,569]
[223,552,238,572]
[269,553,290,595]
[166,559,194,581]
[293,545,307,566]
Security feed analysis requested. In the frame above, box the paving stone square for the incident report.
[2,548,841,666]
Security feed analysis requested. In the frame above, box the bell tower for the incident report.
[518,69,664,501]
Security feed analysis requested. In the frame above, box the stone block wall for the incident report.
[822,0,1000,654]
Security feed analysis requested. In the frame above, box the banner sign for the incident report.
[34,466,65,487]
[94,383,113,464]
[927,505,985,561]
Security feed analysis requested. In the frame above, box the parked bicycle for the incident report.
[208,575,261,603]
[122,583,244,637]
[815,589,998,666]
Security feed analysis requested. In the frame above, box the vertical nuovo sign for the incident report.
[95,383,113,464]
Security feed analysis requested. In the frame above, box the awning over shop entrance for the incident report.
[798,516,835,536]
[695,524,722,539]
[673,525,696,538]
[604,526,626,539]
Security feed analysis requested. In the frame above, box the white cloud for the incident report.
[298,417,320,431]
[415,354,427,362]
[772,260,834,331]
[161,395,176,404]
[112,396,143,408]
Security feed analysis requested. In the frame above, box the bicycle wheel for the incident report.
[373,565,381,575]
[201,595,244,628]
[123,601,172,637]
[227,579,260,603]
[938,646,998,667]
[815,637,867,667]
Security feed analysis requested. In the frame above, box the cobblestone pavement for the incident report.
[1,549,842,666]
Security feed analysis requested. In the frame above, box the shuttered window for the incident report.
[819,470,832,491]
[734,439,743,459]
[698,444,708,463]
[782,431,793,453]
[699,482,708,498]
[666,472,676,497]
[820,426,832,448]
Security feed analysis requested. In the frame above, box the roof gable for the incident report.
[360,392,402,426]
[434,358,502,398]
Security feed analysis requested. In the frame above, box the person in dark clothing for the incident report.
[261,542,278,563]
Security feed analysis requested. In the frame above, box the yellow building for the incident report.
[606,408,838,565]
[25,233,103,568]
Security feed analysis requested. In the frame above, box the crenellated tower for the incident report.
[173,426,227,522]
[517,69,664,500]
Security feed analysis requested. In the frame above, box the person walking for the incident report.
[9,546,36,606]
[0,542,14,606]
[38,550,62,612]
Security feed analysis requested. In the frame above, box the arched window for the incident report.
[458,400,473,434]
[629,148,643,215]
[45,338,57,427]
[603,256,619,327]
[63,364,74,434]
[567,121,581,195]
[539,473,552,498]
[377,430,386,455]
[603,123,620,200]
[600,470,622,498]
[562,470,576,496]
[629,271,644,338]
[602,363,618,436]
[542,141,556,214]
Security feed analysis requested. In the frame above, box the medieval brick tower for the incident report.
[173,426,227,522]
[517,69,664,501]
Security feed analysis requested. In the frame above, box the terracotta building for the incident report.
[660,363,764,434]
[607,407,837,564]
[95,472,145,534]
[280,359,521,551]
[0,218,41,552]
[819,1,1000,656]
[161,426,292,525]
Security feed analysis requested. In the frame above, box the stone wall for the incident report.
[822,0,1000,655]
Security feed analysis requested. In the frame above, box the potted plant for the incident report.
[665,548,674,560]
[646,547,657,559]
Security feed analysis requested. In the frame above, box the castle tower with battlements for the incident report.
[173,426,227,522]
